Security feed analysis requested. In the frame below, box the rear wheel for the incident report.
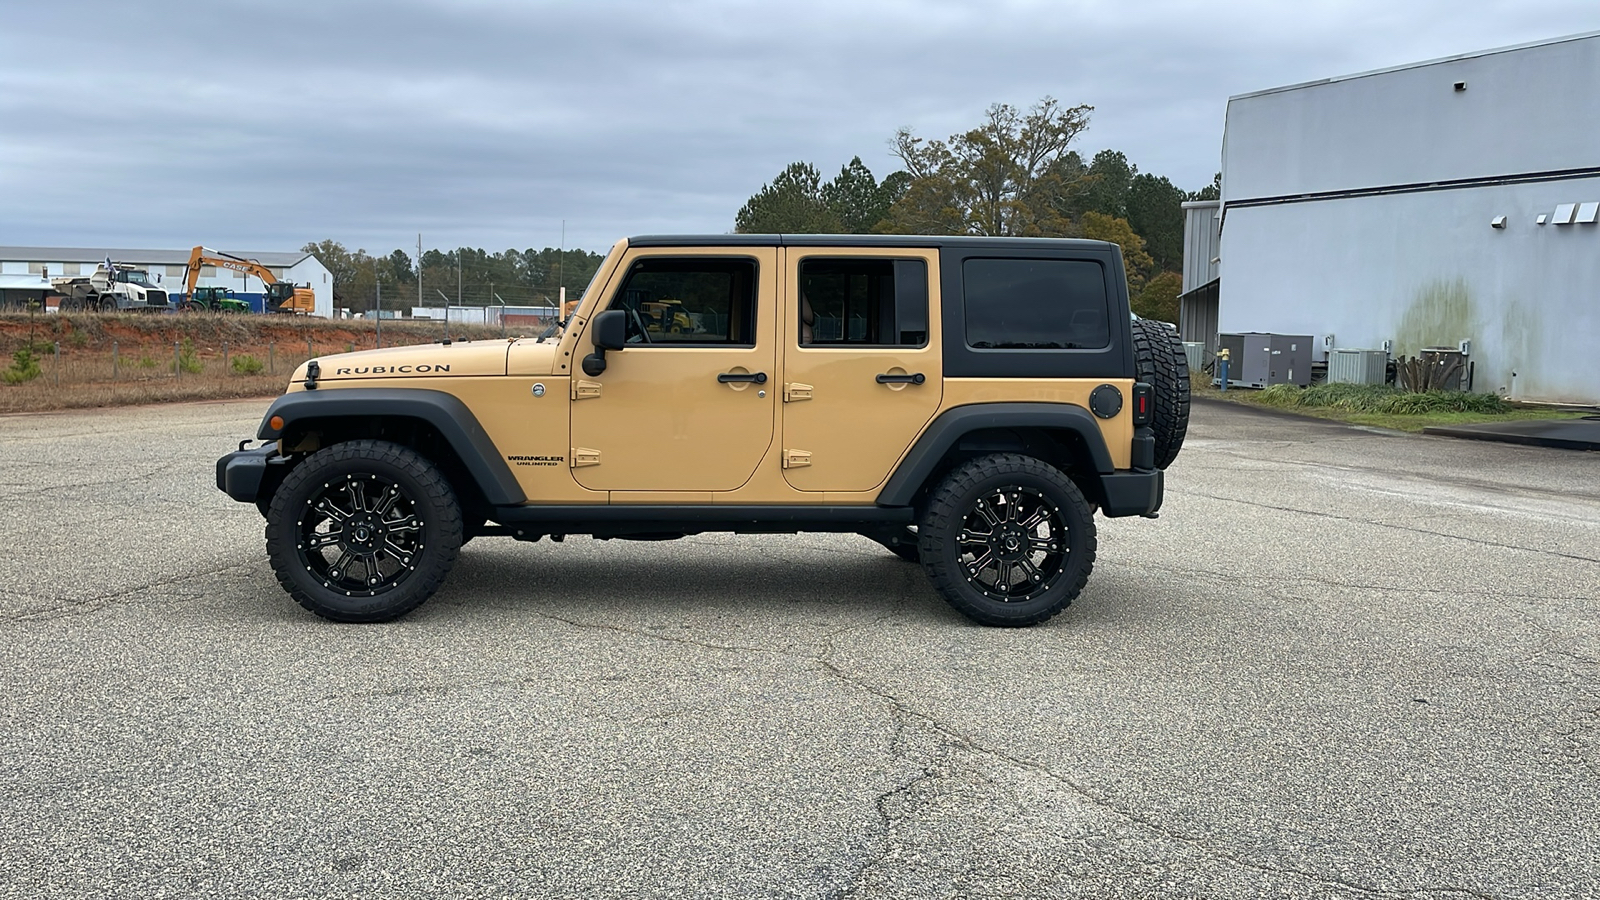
[265,440,462,622]
[919,454,1096,627]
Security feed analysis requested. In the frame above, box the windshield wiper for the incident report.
[536,316,569,343]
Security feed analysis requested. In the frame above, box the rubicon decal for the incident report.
[507,455,564,467]
[333,364,452,375]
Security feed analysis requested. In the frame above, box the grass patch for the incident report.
[1201,382,1589,432]
[1256,383,1510,414]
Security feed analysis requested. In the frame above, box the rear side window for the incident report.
[962,258,1109,350]
[798,258,927,346]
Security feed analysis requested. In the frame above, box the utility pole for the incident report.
[417,233,423,315]
[558,220,565,299]
[375,273,382,348]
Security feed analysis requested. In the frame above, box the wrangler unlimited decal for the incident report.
[507,455,564,467]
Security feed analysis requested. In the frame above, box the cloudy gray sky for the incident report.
[2,0,1595,256]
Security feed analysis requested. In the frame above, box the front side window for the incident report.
[963,258,1109,350]
[798,258,927,346]
[609,257,757,345]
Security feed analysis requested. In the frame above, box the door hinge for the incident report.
[784,382,813,402]
[571,447,601,468]
[782,449,812,469]
[572,380,602,400]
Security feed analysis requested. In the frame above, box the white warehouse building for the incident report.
[0,247,335,318]
[1201,30,1600,404]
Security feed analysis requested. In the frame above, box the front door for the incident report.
[570,248,777,492]
[780,248,942,493]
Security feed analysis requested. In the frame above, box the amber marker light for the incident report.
[269,415,285,431]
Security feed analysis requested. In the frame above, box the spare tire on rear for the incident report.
[1130,317,1190,469]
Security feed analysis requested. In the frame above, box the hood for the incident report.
[290,340,512,383]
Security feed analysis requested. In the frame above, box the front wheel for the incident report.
[918,454,1096,627]
[265,440,462,622]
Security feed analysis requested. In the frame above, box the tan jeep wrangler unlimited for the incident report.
[217,235,1189,626]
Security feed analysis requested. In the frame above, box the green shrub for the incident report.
[66,330,89,349]
[137,354,158,369]
[178,339,203,375]
[1256,383,1508,415]
[231,354,265,375]
[3,348,43,385]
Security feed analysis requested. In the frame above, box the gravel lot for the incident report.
[1,397,1596,899]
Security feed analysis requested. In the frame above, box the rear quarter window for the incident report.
[963,258,1110,350]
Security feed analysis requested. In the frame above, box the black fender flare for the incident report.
[255,388,526,506]
[877,403,1114,508]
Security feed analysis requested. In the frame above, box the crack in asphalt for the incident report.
[522,602,1509,900]
[828,707,943,900]
[1149,562,1596,606]
[0,466,172,502]
[0,560,260,623]
[1168,489,1600,566]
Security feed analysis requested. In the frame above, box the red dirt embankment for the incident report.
[0,311,516,413]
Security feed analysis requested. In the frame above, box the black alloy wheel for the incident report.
[954,485,1069,603]
[295,473,427,596]
[920,453,1096,627]
[266,440,462,622]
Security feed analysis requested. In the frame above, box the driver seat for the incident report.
[801,293,816,344]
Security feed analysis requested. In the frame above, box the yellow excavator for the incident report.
[184,247,316,314]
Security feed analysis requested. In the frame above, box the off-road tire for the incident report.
[918,454,1096,627]
[265,439,462,623]
[1131,317,1190,469]
[864,528,920,563]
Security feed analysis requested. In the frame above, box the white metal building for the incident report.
[1211,30,1600,403]
[0,247,335,318]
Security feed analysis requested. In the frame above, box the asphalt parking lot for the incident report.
[1,397,1596,899]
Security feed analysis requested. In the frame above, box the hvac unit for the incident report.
[1182,342,1206,375]
[1326,349,1388,385]
[1217,333,1313,387]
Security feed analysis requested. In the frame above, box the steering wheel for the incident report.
[626,307,653,344]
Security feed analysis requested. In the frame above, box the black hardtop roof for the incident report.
[627,234,1117,252]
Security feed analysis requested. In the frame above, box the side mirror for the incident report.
[582,309,628,376]
[592,309,627,350]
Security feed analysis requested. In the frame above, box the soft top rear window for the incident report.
[962,258,1110,350]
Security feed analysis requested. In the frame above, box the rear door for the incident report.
[779,247,942,492]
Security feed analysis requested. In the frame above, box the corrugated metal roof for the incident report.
[0,274,54,290]
[0,246,312,267]
[1230,29,1600,101]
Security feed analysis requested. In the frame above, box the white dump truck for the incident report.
[51,261,171,312]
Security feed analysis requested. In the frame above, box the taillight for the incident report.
[1132,383,1153,426]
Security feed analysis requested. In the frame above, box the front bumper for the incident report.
[216,444,285,504]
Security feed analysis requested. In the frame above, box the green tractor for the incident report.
[183,286,252,313]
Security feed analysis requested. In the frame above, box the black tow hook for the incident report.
[304,359,320,390]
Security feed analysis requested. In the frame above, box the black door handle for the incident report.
[876,372,926,385]
[717,371,768,384]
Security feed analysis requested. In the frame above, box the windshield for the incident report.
[115,270,152,286]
